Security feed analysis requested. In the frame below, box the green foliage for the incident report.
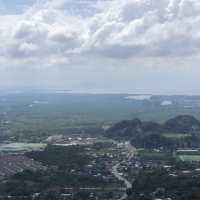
[138,149,174,161]
[128,169,200,200]
[107,115,200,149]
[0,145,109,198]
[26,145,91,169]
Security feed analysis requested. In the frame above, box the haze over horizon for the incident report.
[1,0,200,94]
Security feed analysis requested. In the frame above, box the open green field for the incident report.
[163,133,191,139]
[179,155,200,162]
[138,149,173,161]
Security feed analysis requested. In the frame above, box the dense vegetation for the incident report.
[26,145,91,170]
[127,169,200,200]
[164,115,200,133]
[106,115,200,149]
[0,145,110,199]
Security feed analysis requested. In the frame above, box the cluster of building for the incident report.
[0,154,46,177]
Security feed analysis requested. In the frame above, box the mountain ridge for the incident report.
[106,115,200,148]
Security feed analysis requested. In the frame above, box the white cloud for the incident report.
[1,0,200,68]
[85,0,200,58]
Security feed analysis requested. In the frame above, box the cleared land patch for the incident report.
[179,155,200,162]
[138,149,173,161]
[163,133,191,139]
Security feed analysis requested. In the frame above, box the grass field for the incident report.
[163,133,191,139]
[138,149,173,161]
[179,155,200,162]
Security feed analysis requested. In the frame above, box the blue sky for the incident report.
[0,0,35,14]
[0,0,200,94]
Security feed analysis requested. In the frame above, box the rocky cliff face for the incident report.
[106,115,200,140]
[163,115,200,133]
[106,119,143,140]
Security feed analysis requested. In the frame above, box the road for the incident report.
[112,163,132,200]
[112,142,137,200]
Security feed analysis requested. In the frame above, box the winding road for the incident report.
[112,142,137,200]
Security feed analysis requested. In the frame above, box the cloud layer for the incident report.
[1,0,200,94]
[1,0,200,68]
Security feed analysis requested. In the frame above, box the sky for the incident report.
[0,0,200,94]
